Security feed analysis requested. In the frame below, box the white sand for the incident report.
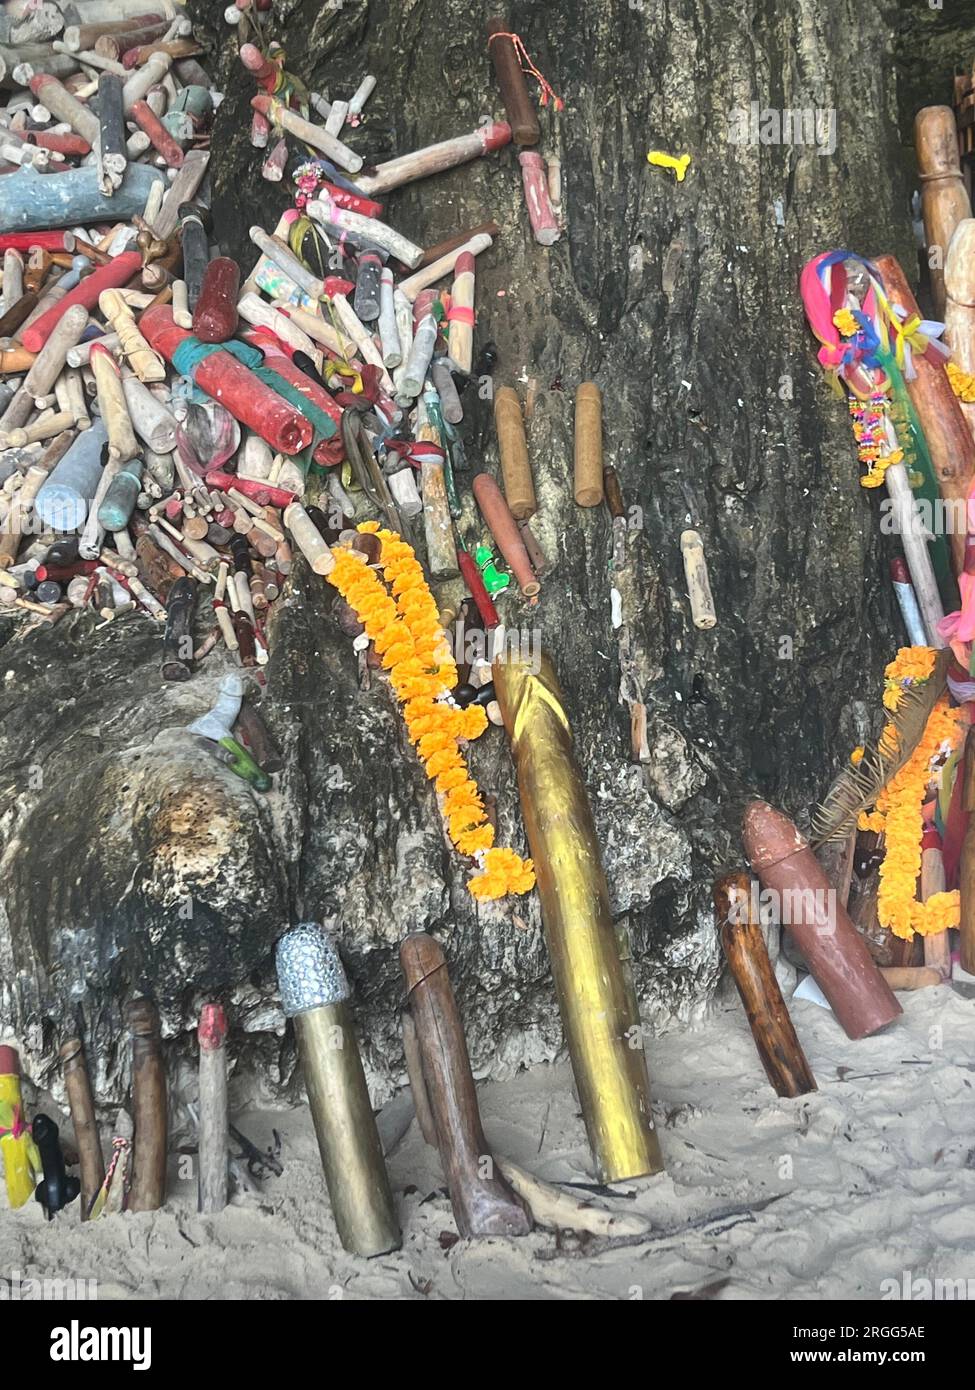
[3,986,975,1300]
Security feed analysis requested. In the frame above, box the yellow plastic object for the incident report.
[646,150,691,182]
[0,1071,40,1209]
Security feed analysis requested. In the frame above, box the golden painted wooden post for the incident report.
[493,650,664,1182]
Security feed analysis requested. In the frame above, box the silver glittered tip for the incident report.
[276,922,350,1017]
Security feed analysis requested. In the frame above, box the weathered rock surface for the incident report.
[0,0,962,1103]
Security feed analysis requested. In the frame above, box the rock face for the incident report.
[0,0,956,1101]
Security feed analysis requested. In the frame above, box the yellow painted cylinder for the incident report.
[493,651,664,1182]
[294,1005,401,1257]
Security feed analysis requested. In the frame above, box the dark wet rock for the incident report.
[1,0,968,1102]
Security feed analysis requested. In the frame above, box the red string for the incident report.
[488,31,564,112]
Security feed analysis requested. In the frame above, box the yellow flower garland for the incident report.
[881,645,936,711]
[947,361,975,402]
[327,523,535,902]
[855,648,965,939]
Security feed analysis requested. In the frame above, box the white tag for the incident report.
[793,974,832,1011]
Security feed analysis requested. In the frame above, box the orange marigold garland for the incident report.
[327,524,535,902]
[856,648,965,939]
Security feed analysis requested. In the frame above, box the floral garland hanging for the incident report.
[327,522,535,902]
[848,394,903,489]
[947,362,975,402]
[856,648,965,940]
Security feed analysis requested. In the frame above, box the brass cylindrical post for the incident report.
[493,651,664,1182]
[276,923,400,1257]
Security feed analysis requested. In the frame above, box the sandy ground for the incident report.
[3,985,975,1301]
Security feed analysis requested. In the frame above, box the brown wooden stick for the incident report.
[0,288,39,339]
[472,473,540,595]
[0,430,74,570]
[874,254,975,576]
[400,932,532,1236]
[713,872,817,1098]
[846,830,899,964]
[486,19,540,145]
[574,382,603,507]
[416,221,501,270]
[494,386,535,519]
[880,966,943,991]
[59,1037,105,1220]
[126,998,167,1213]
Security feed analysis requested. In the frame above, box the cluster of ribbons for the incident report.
[801,250,949,393]
[802,249,975,886]
[801,249,954,594]
[249,45,309,113]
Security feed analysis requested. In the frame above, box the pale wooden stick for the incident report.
[250,95,363,173]
[921,841,952,979]
[354,124,510,195]
[99,288,166,382]
[90,344,138,462]
[197,1003,229,1214]
[398,233,493,303]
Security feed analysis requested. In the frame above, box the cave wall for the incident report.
[0,0,950,1101]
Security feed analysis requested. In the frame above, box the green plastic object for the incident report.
[216,736,272,792]
[475,544,511,594]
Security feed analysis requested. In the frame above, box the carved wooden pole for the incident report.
[915,106,972,319]
[713,873,817,1097]
[126,998,168,1213]
[400,932,532,1236]
[59,1037,105,1220]
[743,800,901,1039]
